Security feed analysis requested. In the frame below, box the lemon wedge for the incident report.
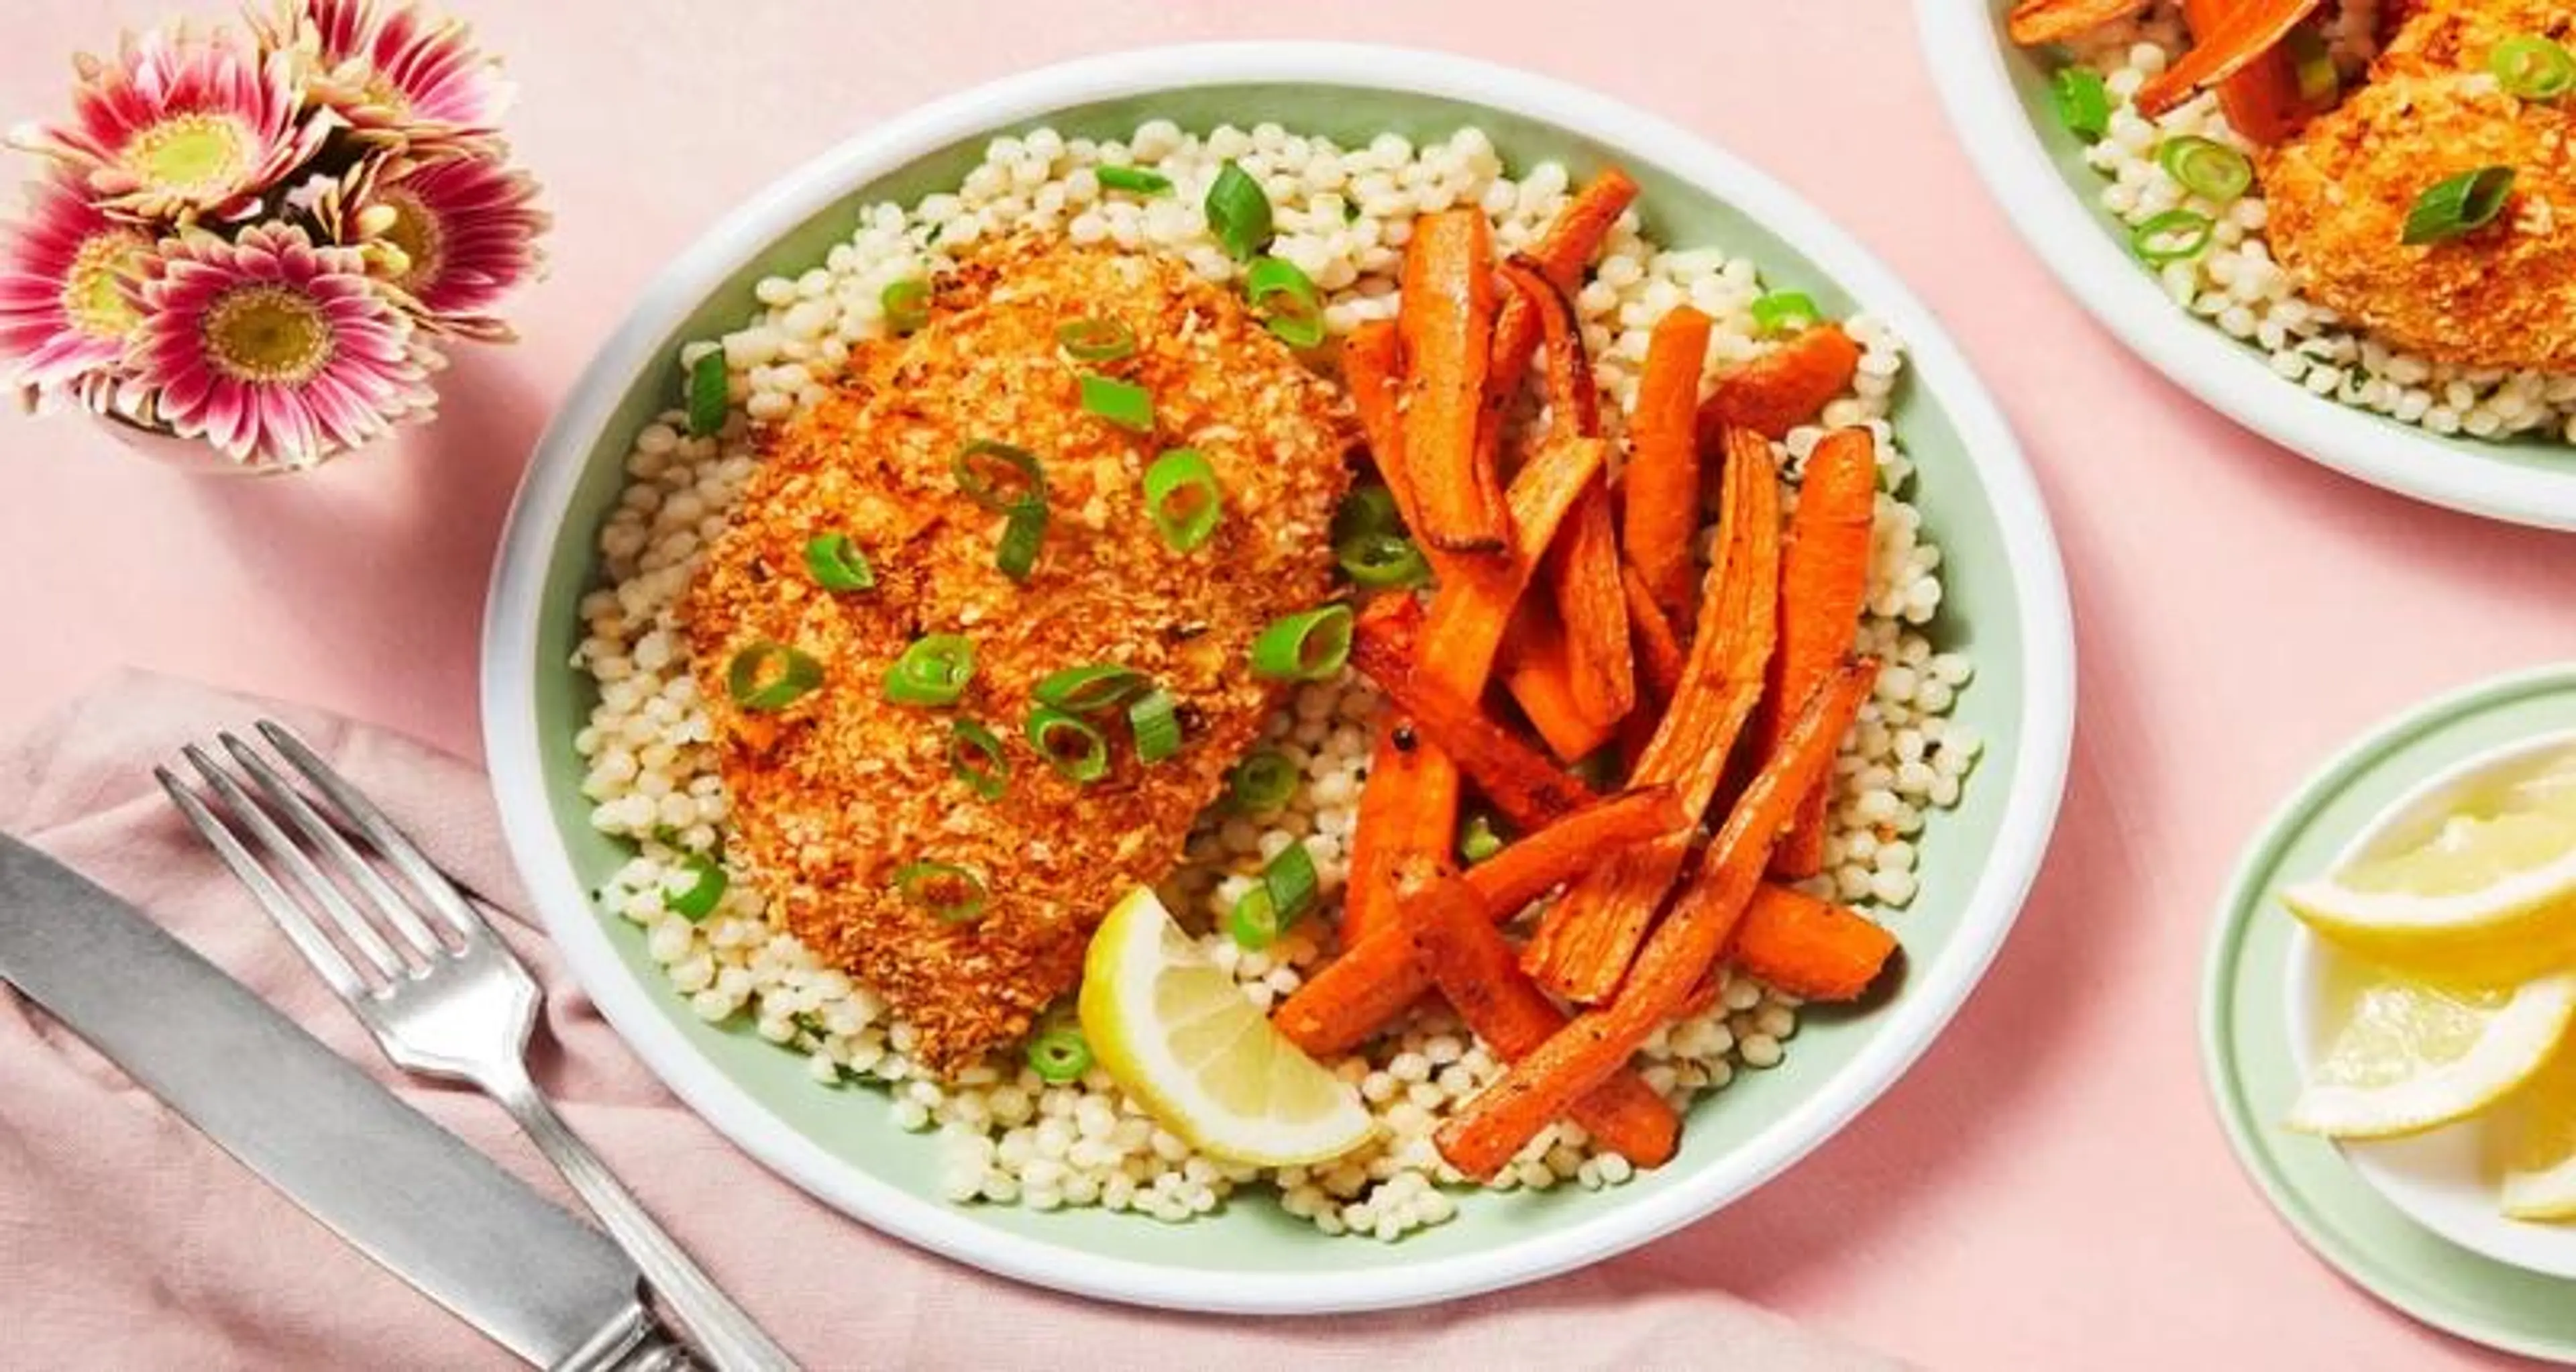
[2501,1032,2576,1222]
[2289,967,2576,1139]
[2282,776,2576,982]
[1079,886,1373,1167]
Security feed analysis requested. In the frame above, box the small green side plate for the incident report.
[2204,666,2576,1361]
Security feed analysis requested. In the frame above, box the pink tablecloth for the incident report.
[3,1,2569,1365]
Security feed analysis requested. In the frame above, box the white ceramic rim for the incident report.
[1913,0,2576,533]
[2280,729,2576,1279]
[483,42,2078,1315]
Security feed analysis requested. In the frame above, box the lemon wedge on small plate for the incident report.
[2288,966,2576,1139]
[1080,886,1373,1167]
[2501,1035,2576,1222]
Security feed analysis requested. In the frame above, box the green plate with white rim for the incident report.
[1915,0,2576,531]
[484,43,2076,1314]
[2204,665,2576,1361]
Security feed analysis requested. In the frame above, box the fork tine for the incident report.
[158,766,372,1002]
[219,731,449,962]
[257,721,488,943]
[182,744,408,983]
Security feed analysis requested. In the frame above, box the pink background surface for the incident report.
[3,1,2571,1365]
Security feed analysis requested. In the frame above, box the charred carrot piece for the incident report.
[1342,318,1419,526]
[2006,0,2152,46]
[1400,211,1507,553]
[1482,169,1640,479]
[1620,562,1688,706]
[1401,876,1678,1168]
[1348,596,1597,833]
[1438,659,1879,1179]
[1765,429,1878,881]
[1623,305,1713,625]
[1497,607,1619,763]
[2183,0,2314,145]
[1693,325,1861,447]
[1725,886,1897,1003]
[1276,786,1686,1059]
[1519,431,1781,1004]
[2137,0,2324,119]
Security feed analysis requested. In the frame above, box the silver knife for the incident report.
[0,835,690,1370]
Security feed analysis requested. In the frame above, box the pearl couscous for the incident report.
[570,119,1979,1237]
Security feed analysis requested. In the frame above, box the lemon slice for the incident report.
[1079,886,1373,1167]
[2289,968,2576,1139]
[2282,779,2576,982]
[2501,1032,2576,1222]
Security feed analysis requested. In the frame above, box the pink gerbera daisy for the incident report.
[335,153,545,339]
[258,0,511,152]
[129,221,433,467]
[0,174,158,391]
[9,25,330,225]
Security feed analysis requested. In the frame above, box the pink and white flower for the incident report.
[127,221,433,467]
[259,0,511,152]
[9,25,330,225]
[0,174,158,392]
[327,152,546,339]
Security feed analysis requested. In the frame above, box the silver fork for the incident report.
[158,721,796,1372]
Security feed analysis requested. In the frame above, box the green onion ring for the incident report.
[1245,256,1326,349]
[894,861,987,925]
[1226,749,1299,815]
[668,853,729,921]
[1336,529,1432,590]
[1227,883,1281,951]
[1128,688,1183,764]
[725,641,824,712]
[1095,165,1172,196]
[1459,814,1505,867]
[2157,136,2254,205]
[2402,166,2518,246]
[1026,705,1110,784]
[803,532,875,592]
[953,439,1047,515]
[2130,209,2216,265]
[1055,316,1138,362]
[1034,664,1146,714]
[1332,484,1406,543]
[1749,291,1821,335]
[883,634,975,708]
[685,350,729,437]
[1078,374,1155,433]
[1228,843,1319,950]
[2493,36,2576,101]
[1205,161,1275,262]
[2051,67,2112,143]
[1026,1028,1094,1082]
[947,719,1010,801]
[882,278,931,335]
[995,507,1046,584]
[1249,604,1354,681]
[1142,447,1224,551]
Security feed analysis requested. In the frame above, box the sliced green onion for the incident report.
[995,507,1045,584]
[1460,813,1505,867]
[1079,374,1155,433]
[2285,28,2339,104]
[1749,291,1821,335]
[2493,36,2576,101]
[1245,256,1326,349]
[2130,209,2216,264]
[2403,166,2518,246]
[2157,136,2254,205]
[1332,484,1405,542]
[894,861,987,925]
[1228,884,1283,950]
[2051,67,2112,143]
[1026,1028,1093,1082]
[1142,447,1224,551]
[725,641,823,712]
[668,853,729,921]
[1095,165,1172,196]
[953,439,1046,514]
[686,350,728,437]
[1249,604,1353,681]
[947,719,1010,801]
[1128,688,1182,764]
[1335,529,1431,589]
[882,278,931,335]
[1205,160,1274,262]
[1228,843,1319,950]
[883,634,975,707]
[1034,664,1145,714]
[1226,749,1299,815]
[1026,705,1110,783]
[1055,316,1137,362]
[803,532,875,592]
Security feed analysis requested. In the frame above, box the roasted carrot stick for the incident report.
[1277,786,1687,1058]
[1623,304,1713,625]
[1766,429,1878,881]
[1349,596,1597,832]
[1620,562,1688,706]
[1342,434,1611,945]
[1497,609,1619,763]
[1438,659,1879,1179]
[2006,0,2151,46]
[1401,875,1678,1167]
[2136,0,2324,119]
[1342,318,1418,525]
[1693,325,1861,447]
[2183,0,2313,146]
[1726,886,1897,1003]
[1519,430,1781,1004]
[1486,168,1641,415]
[1399,211,1507,553]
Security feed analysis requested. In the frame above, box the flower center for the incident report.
[123,113,250,195]
[359,70,412,118]
[378,188,445,291]
[60,230,152,340]
[201,283,336,384]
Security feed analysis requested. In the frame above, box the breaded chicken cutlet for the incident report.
[684,235,1355,1077]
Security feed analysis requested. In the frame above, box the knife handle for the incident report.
[488,1064,799,1372]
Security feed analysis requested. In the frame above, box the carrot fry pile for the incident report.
[1298,167,1902,1177]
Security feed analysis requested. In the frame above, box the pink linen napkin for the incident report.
[0,671,1900,1371]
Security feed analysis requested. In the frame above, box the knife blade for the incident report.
[0,835,665,1369]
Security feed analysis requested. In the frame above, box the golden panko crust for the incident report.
[684,235,1356,1077]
